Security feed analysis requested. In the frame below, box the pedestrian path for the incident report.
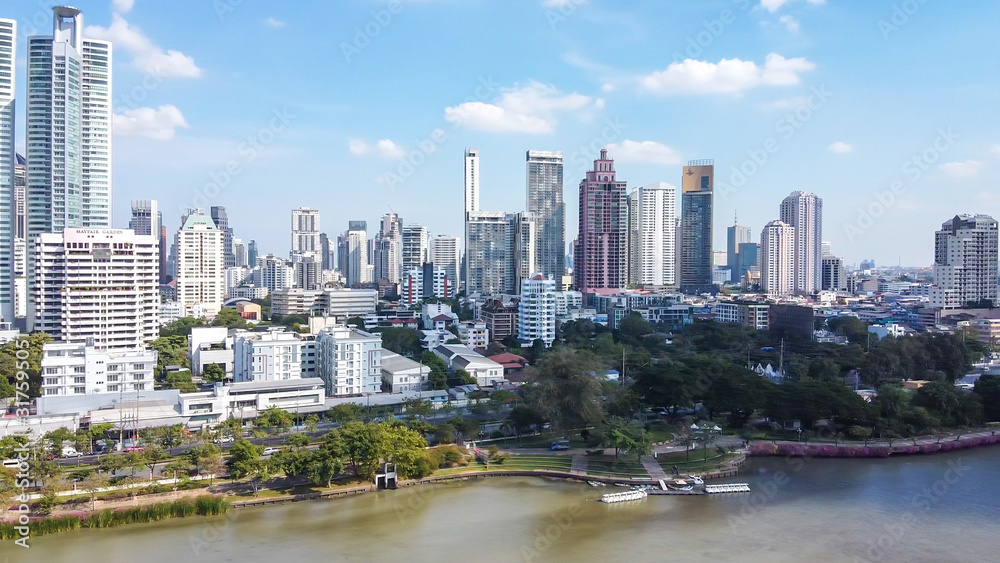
[570,455,588,475]
[640,456,667,480]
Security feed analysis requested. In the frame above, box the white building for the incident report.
[316,326,383,396]
[381,352,429,393]
[0,19,16,323]
[34,228,159,350]
[400,266,453,305]
[457,321,489,350]
[338,222,370,286]
[761,220,795,298]
[291,208,321,256]
[229,285,269,301]
[189,327,235,377]
[465,147,480,215]
[933,214,999,309]
[179,378,326,428]
[433,344,504,387]
[233,330,304,383]
[225,267,249,297]
[326,288,379,317]
[175,213,225,317]
[554,291,583,317]
[634,183,677,286]
[257,254,294,293]
[526,150,566,283]
[518,274,557,347]
[402,224,430,273]
[41,342,157,396]
[430,235,461,292]
[779,192,823,294]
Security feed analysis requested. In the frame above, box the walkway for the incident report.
[570,455,588,475]
[640,456,667,481]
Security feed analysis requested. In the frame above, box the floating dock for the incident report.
[704,483,751,494]
[600,490,649,503]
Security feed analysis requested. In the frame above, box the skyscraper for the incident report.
[211,206,235,268]
[26,7,113,239]
[779,191,823,294]
[627,190,641,286]
[247,240,258,268]
[402,224,430,272]
[934,214,999,308]
[466,211,510,296]
[319,233,332,270]
[130,200,161,236]
[727,216,752,280]
[175,213,225,317]
[34,228,159,349]
[291,207,321,256]
[373,213,403,284]
[761,220,795,298]
[508,212,538,294]
[464,147,480,291]
[635,183,677,286]
[574,149,627,291]
[0,19,15,322]
[680,160,714,294]
[430,235,461,292]
[338,221,370,286]
[526,150,565,281]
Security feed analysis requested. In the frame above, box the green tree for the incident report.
[405,400,434,419]
[80,473,109,511]
[0,332,52,397]
[164,369,197,392]
[703,367,771,427]
[159,317,207,338]
[379,328,422,357]
[257,406,294,433]
[327,403,364,425]
[150,335,190,373]
[202,363,227,383]
[452,369,476,386]
[228,440,269,496]
[619,312,654,341]
[43,427,76,457]
[141,445,168,482]
[526,348,603,435]
[212,308,249,329]
[600,418,653,460]
[304,414,320,433]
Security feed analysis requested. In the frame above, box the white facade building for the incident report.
[433,344,504,387]
[465,147,480,215]
[257,254,294,293]
[761,220,795,298]
[400,266,453,305]
[457,321,489,350]
[34,228,159,349]
[779,192,823,294]
[518,274,557,347]
[430,235,461,292]
[554,291,583,317]
[402,224,430,273]
[381,352,429,393]
[0,19,16,322]
[635,183,677,286]
[316,326,383,396]
[41,343,156,396]
[933,214,999,309]
[233,330,304,383]
[291,207,321,256]
[175,213,225,317]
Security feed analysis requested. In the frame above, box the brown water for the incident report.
[11,447,1000,562]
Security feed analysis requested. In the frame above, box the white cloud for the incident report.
[828,142,853,154]
[112,0,135,13]
[114,105,188,140]
[86,14,201,78]
[601,83,616,93]
[543,0,586,7]
[779,15,800,33]
[991,145,1000,156]
[939,160,983,178]
[264,17,286,28]
[349,138,407,160]
[759,0,826,13]
[605,140,682,165]
[445,82,601,134]
[641,53,815,96]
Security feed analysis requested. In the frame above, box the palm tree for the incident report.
[680,434,695,462]
[700,432,719,462]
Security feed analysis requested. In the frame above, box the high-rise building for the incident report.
[210,206,235,268]
[526,150,565,281]
[933,214,999,308]
[34,228,159,349]
[0,20,15,322]
[291,207,321,256]
[680,160,714,294]
[402,224,429,272]
[779,191,823,294]
[627,190,641,286]
[373,213,402,284]
[293,255,324,291]
[518,273,557,347]
[247,240,258,268]
[575,149,627,291]
[822,256,847,292]
[465,148,480,215]
[130,200,160,236]
[466,211,510,296]
[727,216,752,280]
[400,265,452,305]
[508,212,538,294]
[233,237,248,268]
[634,183,677,286]
[175,213,225,317]
[736,242,760,284]
[319,233,332,270]
[338,222,370,286]
[316,326,383,396]
[257,254,294,293]
[761,220,795,298]
[26,7,113,238]
[430,235,460,292]
[14,154,26,240]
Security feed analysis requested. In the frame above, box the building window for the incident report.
[132,363,145,370]
[73,366,85,374]
[73,387,85,394]
[74,376,86,384]
[108,385,119,392]
[44,367,59,375]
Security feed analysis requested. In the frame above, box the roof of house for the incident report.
[381,352,425,374]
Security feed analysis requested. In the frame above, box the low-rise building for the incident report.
[480,298,518,342]
[381,352,429,393]
[457,321,490,350]
[433,345,504,386]
[41,343,157,396]
[233,329,304,383]
[178,378,326,428]
[189,327,234,377]
[316,326,383,396]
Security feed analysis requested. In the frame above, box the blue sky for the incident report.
[7,0,1000,266]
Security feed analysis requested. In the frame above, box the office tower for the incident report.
[518,274,557,347]
[129,200,160,236]
[465,148,480,214]
[466,211,510,296]
[627,190,640,286]
[175,213,225,317]
[293,255,323,290]
[233,237,248,268]
[319,233,332,270]
[338,221,370,286]
[402,224,429,272]
[374,213,403,284]
[680,160,714,294]
[507,212,538,294]
[737,242,760,283]
[574,149,627,291]
[291,207,321,256]
[634,183,677,286]
[247,240,258,267]
[211,206,235,268]
[34,228,159,349]
[822,256,847,292]
[14,154,26,239]
[26,6,113,240]
[430,235,460,292]
[779,191,823,294]
[400,265,452,305]
[727,216,752,279]
[934,214,999,308]
[526,150,565,281]
[761,220,795,298]
[0,20,15,322]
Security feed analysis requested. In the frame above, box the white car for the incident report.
[213,436,235,445]
[262,447,281,456]
[62,449,84,458]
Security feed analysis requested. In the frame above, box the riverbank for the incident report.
[748,431,1000,458]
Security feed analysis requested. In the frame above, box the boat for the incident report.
[689,475,705,486]
[666,479,694,492]
[704,483,751,494]
[600,490,648,504]
[587,480,606,487]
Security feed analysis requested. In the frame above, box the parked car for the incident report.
[550,441,570,451]
[213,435,235,445]
[262,447,281,457]
[124,445,145,453]
[61,448,84,458]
